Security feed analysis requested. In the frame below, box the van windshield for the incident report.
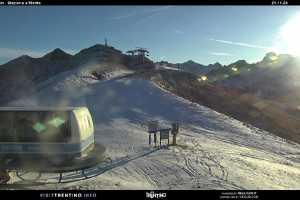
[0,111,71,143]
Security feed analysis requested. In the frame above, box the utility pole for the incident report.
[104,38,108,47]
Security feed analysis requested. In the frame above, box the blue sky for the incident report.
[0,6,300,65]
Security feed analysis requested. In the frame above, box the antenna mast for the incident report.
[104,38,108,47]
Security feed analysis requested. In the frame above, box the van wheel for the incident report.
[48,156,72,166]
[48,157,65,166]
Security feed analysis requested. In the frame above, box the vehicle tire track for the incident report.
[192,139,228,181]
[173,137,238,189]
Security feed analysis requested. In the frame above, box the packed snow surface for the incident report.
[6,72,300,190]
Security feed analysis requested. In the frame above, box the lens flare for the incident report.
[231,67,238,72]
[198,76,208,81]
[274,12,300,56]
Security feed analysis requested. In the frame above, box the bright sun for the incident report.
[274,12,300,56]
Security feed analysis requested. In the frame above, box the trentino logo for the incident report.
[146,191,167,199]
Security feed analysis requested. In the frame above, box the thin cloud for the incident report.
[111,6,174,21]
[147,6,174,13]
[209,52,233,56]
[135,6,174,25]
[134,12,158,25]
[111,12,138,20]
[175,29,184,35]
[210,38,272,50]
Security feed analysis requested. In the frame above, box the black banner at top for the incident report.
[0,0,299,6]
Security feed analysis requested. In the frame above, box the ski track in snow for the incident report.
[5,73,300,190]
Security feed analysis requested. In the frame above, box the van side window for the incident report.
[83,116,88,130]
[87,116,92,128]
[84,116,88,129]
[81,116,86,130]
[0,111,71,143]
[86,116,90,128]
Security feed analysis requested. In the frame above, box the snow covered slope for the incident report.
[6,73,300,190]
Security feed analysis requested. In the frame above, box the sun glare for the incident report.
[269,55,278,61]
[274,12,300,56]
[231,67,238,72]
[198,76,208,81]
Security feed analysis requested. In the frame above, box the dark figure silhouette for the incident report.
[171,122,179,145]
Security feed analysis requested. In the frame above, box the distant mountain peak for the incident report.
[4,55,33,65]
[52,48,66,54]
[43,48,72,60]
[18,55,33,60]
[85,44,106,50]
[260,52,295,66]
[230,60,248,66]
[208,62,223,68]
[76,43,122,57]
[184,60,199,64]
[265,52,277,57]
[262,52,278,62]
